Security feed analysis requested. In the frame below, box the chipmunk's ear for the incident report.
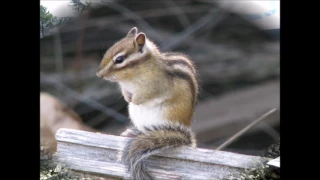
[127,27,138,37]
[135,33,145,47]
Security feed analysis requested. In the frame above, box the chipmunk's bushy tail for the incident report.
[120,124,196,180]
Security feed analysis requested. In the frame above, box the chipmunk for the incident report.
[96,27,198,180]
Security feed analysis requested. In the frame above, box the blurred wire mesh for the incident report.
[40,0,279,155]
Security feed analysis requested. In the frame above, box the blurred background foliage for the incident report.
[40,0,279,156]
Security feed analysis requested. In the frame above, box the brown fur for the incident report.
[163,78,194,126]
[97,37,137,77]
[97,27,199,180]
[161,52,199,107]
[163,52,196,74]
[121,89,132,103]
[116,53,151,71]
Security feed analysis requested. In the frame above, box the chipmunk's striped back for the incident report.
[161,52,199,107]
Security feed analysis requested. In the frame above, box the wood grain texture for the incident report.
[54,128,269,179]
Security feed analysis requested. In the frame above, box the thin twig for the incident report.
[48,5,211,35]
[161,7,228,51]
[46,80,129,124]
[104,1,163,42]
[72,9,91,108]
[162,0,190,28]
[257,121,279,140]
[53,27,64,97]
[87,112,111,127]
[215,108,278,151]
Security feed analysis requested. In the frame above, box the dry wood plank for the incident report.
[54,128,270,180]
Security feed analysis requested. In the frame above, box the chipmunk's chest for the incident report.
[128,98,169,132]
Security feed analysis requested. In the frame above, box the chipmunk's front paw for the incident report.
[131,95,143,105]
[122,90,132,103]
[124,93,132,103]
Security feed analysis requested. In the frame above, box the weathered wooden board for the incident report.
[54,128,270,179]
[267,157,280,168]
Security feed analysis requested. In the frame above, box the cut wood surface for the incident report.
[54,128,270,180]
[192,80,279,143]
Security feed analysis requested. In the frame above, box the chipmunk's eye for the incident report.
[115,56,125,64]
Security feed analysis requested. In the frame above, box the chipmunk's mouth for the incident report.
[102,74,117,82]
[96,70,117,81]
[104,76,116,82]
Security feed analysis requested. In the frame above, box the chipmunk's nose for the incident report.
[96,69,103,78]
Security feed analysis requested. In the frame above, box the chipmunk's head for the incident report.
[96,27,158,82]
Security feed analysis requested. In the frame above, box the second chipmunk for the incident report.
[96,27,199,180]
